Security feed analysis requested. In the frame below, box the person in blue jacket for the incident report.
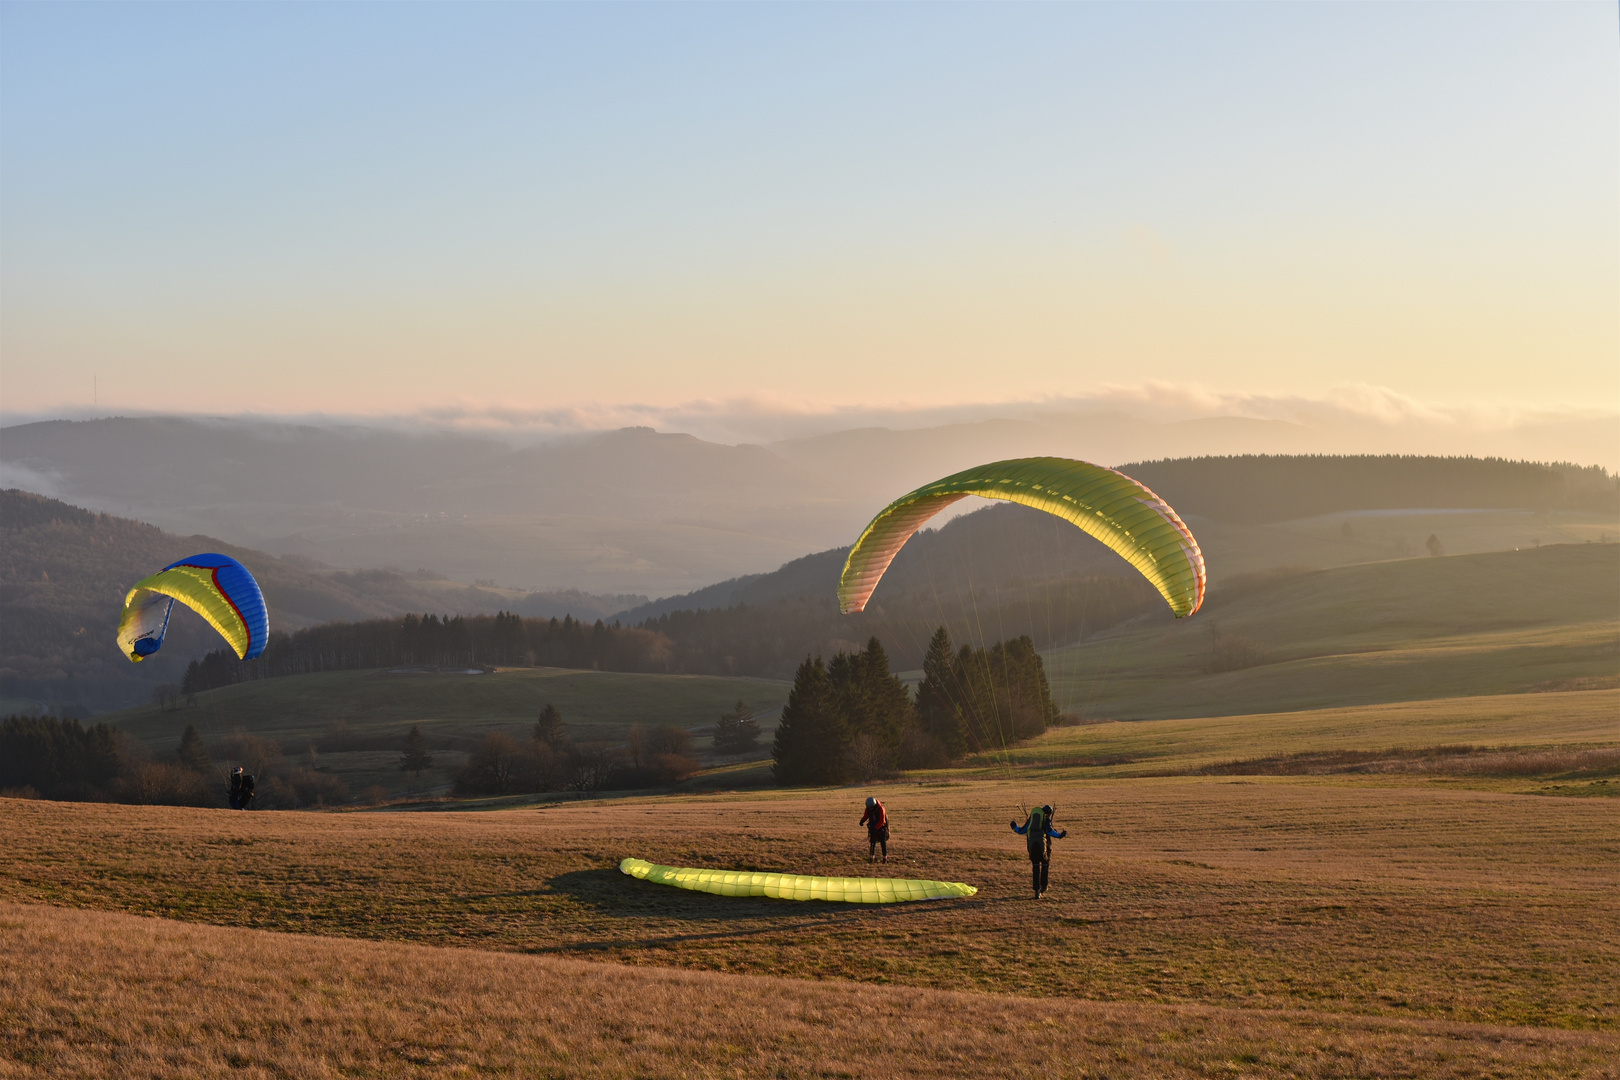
[1011,804,1066,898]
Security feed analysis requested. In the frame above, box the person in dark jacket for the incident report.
[1011,804,1066,898]
[860,796,889,863]
[228,766,255,810]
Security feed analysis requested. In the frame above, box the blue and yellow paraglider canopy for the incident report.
[117,553,268,662]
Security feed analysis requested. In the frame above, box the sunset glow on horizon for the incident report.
[2,3,1615,424]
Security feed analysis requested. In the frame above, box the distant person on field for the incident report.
[228,766,255,810]
[1011,804,1066,898]
[860,796,889,863]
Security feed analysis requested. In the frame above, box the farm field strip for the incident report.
[975,689,1620,777]
[5,902,1616,1080]
[1037,544,1620,719]
[1045,620,1620,720]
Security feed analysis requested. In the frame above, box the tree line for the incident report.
[182,611,677,695]
[772,628,1060,785]
[0,714,347,809]
[181,568,1155,693]
[1122,455,1620,523]
[447,703,717,798]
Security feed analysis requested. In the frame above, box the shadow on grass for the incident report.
[538,866,993,947]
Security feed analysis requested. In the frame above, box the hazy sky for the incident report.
[2,2,1616,422]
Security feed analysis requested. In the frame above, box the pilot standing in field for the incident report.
[1011,804,1066,898]
[860,796,889,863]
[228,766,255,810]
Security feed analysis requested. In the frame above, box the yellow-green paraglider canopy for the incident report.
[620,858,976,903]
[838,456,1206,619]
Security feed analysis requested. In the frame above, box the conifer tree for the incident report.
[399,724,434,783]
[176,724,211,773]
[533,702,567,748]
[772,656,845,785]
[915,627,968,759]
[712,700,760,754]
[829,638,910,772]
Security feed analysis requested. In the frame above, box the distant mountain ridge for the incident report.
[0,417,848,595]
[1119,455,1617,522]
[623,454,1618,620]
[8,416,1613,597]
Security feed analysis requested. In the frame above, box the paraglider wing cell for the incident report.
[837,457,1206,618]
[619,858,976,903]
[117,553,269,662]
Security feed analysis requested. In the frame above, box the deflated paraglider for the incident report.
[839,457,1206,619]
[117,554,268,662]
[620,857,976,903]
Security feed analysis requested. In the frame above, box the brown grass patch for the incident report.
[1182,745,1620,779]
[4,903,1617,1079]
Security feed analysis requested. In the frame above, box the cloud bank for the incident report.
[4,382,1615,470]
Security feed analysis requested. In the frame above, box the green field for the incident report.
[1187,508,1619,577]
[89,542,1619,801]
[104,667,791,797]
[1040,543,1619,720]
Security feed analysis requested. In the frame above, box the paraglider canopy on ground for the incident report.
[620,857,976,903]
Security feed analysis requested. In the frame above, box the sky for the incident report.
[2,2,1616,433]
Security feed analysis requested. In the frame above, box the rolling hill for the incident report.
[8,447,1615,712]
[0,490,636,715]
[89,540,1618,800]
[1038,542,1619,722]
[7,415,1614,597]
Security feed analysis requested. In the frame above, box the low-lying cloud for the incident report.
[4,382,1615,469]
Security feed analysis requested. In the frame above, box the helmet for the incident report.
[865,796,876,808]
[233,766,243,774]
[1042,805,1053,818]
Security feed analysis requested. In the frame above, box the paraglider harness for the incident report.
[1021,806,1057,860]
[1011,805,1066,898]
[228,768,255,810]
[860,799,889,843]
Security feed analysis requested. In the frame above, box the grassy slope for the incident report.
[1174,508,1619,577]
[1040,543,1619,720]
[91,542,1617,796]
[974,689,1620,781]
[7,903,1615,1080]
[4,739,1616,1032]
[114,666,792,744]
[7,681,1617,1075]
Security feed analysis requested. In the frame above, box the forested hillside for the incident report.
[1120,455,1617,522]
[0,491,633,715]
[12,454,1615,711]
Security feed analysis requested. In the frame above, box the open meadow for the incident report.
[88,543,1620,801]
[4,681,1618,1076]
[6,902,1617,1080]
[7,548,1618,1075]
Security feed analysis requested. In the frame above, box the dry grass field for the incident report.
[5,684,1616,1075]
[3,767,1616,1020]
[973,689,1620,785]
[5,902,1617,1080]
